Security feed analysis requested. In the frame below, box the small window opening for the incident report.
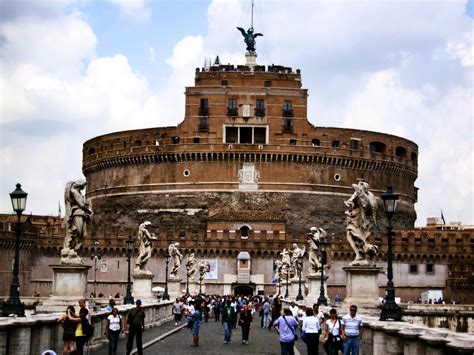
[290,139,297,146]
[332,140,340,148]
[409,264,418,273]
[312,139,320,147]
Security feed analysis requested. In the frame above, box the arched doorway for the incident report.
[234,285,253,296]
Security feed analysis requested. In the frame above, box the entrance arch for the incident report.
[234,285,254,296]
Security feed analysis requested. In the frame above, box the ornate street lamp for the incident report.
[90,241,102,299]
[284,262,290,299]
[317,237,328,306]
[163,251,170,300]
[296,254,304,301]
[380,186,402,321]
[123,235,134,305]
[3,183,28,317]
[185,261,191,294]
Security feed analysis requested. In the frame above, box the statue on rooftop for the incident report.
[61,180,93,265]
[134,221,157,275]
[237,27,263,53]
[344,179,379,266]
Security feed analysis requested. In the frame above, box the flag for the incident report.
[441,210,446,225]
[58,201,62,217]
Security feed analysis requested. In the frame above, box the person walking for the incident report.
[322,308,343,355]
[190,300,202,347]
[222,300,236,344]
[125,299,146,355]
[105,308,122,355]
[302,308,321,355]
[341,305,363,355]
[269,298,281,330]
[239,304,253,344]
[274,308,299,355]
[173,298,183,326]
[262,298,271,328]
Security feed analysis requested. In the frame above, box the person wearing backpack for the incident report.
[105,308,123,355]
[125,299,146,355]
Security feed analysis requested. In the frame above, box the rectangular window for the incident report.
[350,139,360,150]
[264,80,271,87]
[409,264,418,273]
[254,127,266,144]
[311,139,320,147]
[199,98,209,115]
[200,99,208,109]
[228,99,237,109]
[222,80,228,86]
[225,127,238,143]
[426,264,434,273]
[193,137,200,144]
[284,100,292,111]
[240,127,252,144]
[256,99,265,110]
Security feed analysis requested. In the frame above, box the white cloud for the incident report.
[107,0,150,20]
[446,32,474,67]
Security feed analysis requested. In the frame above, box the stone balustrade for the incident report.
[361,314,474,354]
[0,300,173,355]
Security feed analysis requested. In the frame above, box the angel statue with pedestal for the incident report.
[134,221,157,275]
[198,260,209,282]
[345,179,379,266]
[290,243,306,276]
[61,180,93,265]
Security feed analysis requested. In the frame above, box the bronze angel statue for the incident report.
[237,27,263,52]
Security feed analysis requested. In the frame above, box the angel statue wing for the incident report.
[254,33,263,38]
[236,27,247,37]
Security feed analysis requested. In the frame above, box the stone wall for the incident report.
[0,301,173,355]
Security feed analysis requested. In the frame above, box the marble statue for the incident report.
[61,180,93,265]
[237,27,263,53]
[344,179,379,266]
[290,243,305,274]
[279,248,292,277]
[134,221,157,275]
[198,260,208,282]
[168,242,183,278]
[307,227,326,274]
[274,259,284,281]
[186,253,197,279]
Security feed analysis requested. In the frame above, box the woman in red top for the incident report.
[239,304,253,344]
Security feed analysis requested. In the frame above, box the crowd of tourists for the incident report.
[171,293,363,355]
[55,294,364,355]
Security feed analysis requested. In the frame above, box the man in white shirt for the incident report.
[289,301,299,318]
[341,305,363,355]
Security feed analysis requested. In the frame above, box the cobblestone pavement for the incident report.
[92,318,324,354]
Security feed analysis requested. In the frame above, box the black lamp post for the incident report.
[124,235,134,305]
[185,261,191,294]
[3,183,28,317]
[91,241,102,298]
[296,255,304,301]
[380,186,402,321]
[317,237,328,306]
[284,262,290,299]
[163,251,170,300]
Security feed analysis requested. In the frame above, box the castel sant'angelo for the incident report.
[82,25,420,295]
[0,23,471,303]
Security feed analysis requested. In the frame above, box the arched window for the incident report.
[88,147,96,155]
[395,146,407,158]
[240,225,250,238]
[369,141,386,154]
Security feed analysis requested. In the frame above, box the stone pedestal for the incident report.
[306,274,329,304]
[167,278,183,298]
[245,52,257,66]
[37,264,91,312]
[343,266,382,306]
[132,273,154,301]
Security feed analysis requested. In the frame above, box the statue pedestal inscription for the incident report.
[37,264,91,312]
[343,266,382,306]
[306,274,329,303]
[132,273,154,301]
[168,278,183,298]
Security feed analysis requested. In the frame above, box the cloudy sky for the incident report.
[0,0,472,226]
